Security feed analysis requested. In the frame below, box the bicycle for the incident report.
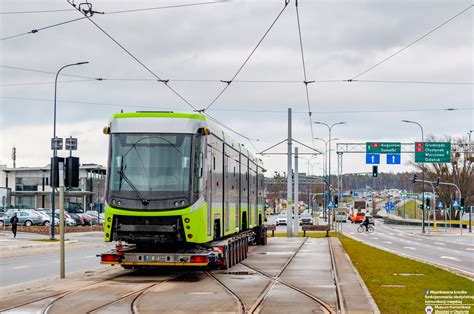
[357,225,374,233]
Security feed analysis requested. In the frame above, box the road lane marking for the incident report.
[466,248,474,251]
[13,266,30,269]
[85,255,96,259]
[440,256,461,262]
[434,242,445,245]
[383,241,392,244]
[403,247,416,250]
[53,260,60,263]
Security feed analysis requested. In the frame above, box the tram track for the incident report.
[240,237,343,314]
[0,270,129,313]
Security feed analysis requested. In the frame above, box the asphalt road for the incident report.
[341,221,474,276]
[0,233,112,287]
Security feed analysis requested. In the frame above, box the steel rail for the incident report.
[205,271,247,314]
[241,238,336,314]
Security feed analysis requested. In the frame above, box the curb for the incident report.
[1,240,78,250]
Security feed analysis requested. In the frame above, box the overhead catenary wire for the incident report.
[0,1,227,15]
[0,17,86,41]
[294,0,315,148]
[202,0,291,112]
[1,2,227,41]
[68,1,199,112]
[350,4,473,80]
[2,96,470,115]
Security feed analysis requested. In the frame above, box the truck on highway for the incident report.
[99,112,267,269]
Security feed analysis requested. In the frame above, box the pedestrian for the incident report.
[10,212,19,238]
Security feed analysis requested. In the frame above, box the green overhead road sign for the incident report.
[415,142,451,163]
[366,142,401,154]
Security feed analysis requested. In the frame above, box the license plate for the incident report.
[143,255,169,262]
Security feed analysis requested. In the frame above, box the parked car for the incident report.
[53,213,77,226]
[77,213,94,225]
[350,212,366,223]
[67,213,85,225]
[0,209,44,226]
[276,213,287,226]
[85,211,104,224]
[299,213,313,225]
[335,211,347,223]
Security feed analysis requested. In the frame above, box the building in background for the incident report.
[0,164,106,212]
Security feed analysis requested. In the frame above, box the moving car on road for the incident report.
[299,213,313,225]
[350,212,366,223]
[276,212,287,225]
[335,211,347,222]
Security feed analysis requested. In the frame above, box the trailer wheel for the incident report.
[243,238,248,259]
[237,239,242,263]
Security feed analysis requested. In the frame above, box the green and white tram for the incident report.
[102,111,266,248]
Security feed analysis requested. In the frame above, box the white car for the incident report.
[335,211,347,222]
[276,213,287,226]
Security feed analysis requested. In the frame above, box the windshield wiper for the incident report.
[117,169,150,206]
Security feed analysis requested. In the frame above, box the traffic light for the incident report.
[334,195,339,208]
[372,166,378,177]
[436,177,440,186]
[65,156,80,188]
[50,157,64,188]
[460,198,465,211]
[426,198,431,210]
[412,173,417,184]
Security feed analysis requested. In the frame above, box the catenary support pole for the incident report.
[58,161,65,279]
[287,108,293,237]
[294,147,299,236]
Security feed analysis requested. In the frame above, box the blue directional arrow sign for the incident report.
[385,201,395,211]
[366,154,380,164]
[452,200,460,207]
[386,154,401,165]
[437,202,444,208]
[328,201,334,208]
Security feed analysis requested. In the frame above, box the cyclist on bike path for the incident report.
[361,215,371,232]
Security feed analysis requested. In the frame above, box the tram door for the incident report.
[206,145,213,237]
[224,153,230,233]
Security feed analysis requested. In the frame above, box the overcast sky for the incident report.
[0,0,472,176]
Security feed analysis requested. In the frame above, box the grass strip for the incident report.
[338,234,474,313]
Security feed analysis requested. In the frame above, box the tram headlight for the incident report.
[180,200,186,206]
[174,201,179,207]
[184,218,190,223]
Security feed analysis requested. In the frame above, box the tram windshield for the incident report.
[108,133,193,207]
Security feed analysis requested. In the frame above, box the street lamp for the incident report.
[50,61,89,240]
[402,119,426,233]
[314,122,346,225]
[468,130,473,233]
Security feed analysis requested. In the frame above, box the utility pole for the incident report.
[11,147,16,168]
[287,108,293,237]
[294,147,299,236]
[58,161,65,279]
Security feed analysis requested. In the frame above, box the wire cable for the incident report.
[294,0,315,148]
[0,9,75,15]
[202,0,291,112]
[68,2,199,112]
[1,17,86,41]
[106,1,229,15]
[0,1,227,15]
[3,96,469,115]
[203,112,260,142]
[0,79,96,87]
[0,65,98,79]
[350,4,473,80]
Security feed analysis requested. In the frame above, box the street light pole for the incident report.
[468,130,473,233]
[50,61,89,240]
[314,137,339,221]
[402,119,425,233]
[315,122,346,227]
